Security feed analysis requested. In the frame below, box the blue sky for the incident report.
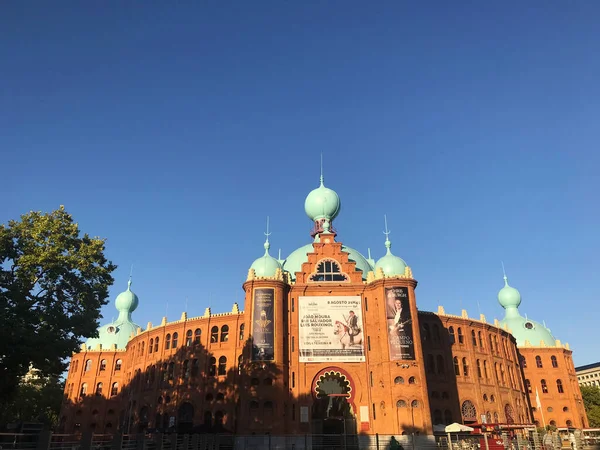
[2,2,598,366]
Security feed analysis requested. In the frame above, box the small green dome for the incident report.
[304,178,341,221]
[375,239,408,276]
[115,280,139,313]
[250,240,282,277]
[498,277,521,309]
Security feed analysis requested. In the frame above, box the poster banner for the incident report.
[385,287,415,360]
[251,288,275,361]
[299,296,365,362]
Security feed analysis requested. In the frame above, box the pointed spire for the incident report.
[320,152,324,186]
[383,215,392,254]
[128,264,133,290]
[501,261,508,285]
[263,216,271,254]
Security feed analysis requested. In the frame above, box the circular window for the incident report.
[563,407,569,412]
[524,322,534,330]
[107,326,116,334]
[547,407,553,412]
[396,400,407,408]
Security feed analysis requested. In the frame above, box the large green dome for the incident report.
[250,240,282,277]
[304,178,341,221]
[283,243,373,281]
[375,239,408,276]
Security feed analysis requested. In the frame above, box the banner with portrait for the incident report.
[251,288,275,361]
[385,287,415,360]
[298,296,365,362]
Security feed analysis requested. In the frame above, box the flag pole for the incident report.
[536,387,547,428]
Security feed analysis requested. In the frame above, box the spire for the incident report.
[320,152,324,186]
[383,214,392,254]
[502,261,508,286]
[263,216,271,254]
[128,264,133,290]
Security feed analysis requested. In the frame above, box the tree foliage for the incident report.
[0,206,116,400]
[581,385,600,427]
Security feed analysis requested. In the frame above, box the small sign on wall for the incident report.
[360,405,370,431]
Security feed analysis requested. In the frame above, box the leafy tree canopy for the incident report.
[0,206,116,400]
[581,385,600,427]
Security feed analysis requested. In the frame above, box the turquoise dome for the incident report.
[283,243,373,281]
[304,178,341,221]
[375,239,408,276]
[86,280,141,350]
[250,240,282,277]
[497,277,556,347]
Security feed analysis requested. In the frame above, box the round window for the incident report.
[524,322,534,330]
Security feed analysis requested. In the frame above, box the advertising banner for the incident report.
[298,296,365,362]
[385,287,415,360]
[251,288,275,361]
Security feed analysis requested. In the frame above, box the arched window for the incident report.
[462,358,469,377]
[211,326,219,343]
[525,379,532,393]
[249,400,259,415]
[504,404,514,424]
[411,400,419,408]
[444,410,452,424]
[489,334,494,353]
[436,355,445,374]
[172,332,178,348]
[535,355,543,368]
[493,335,499,353]
[141,342,145,355]
[394,376,404,384]
[100,360,106,371]
[520,356,526,368]
[476,360,482,378]
[461,400,477,421]
[165,334,171,350]
[483,360,489,378]
[85,359,92,372]
[111,383,118,396]
[186,330,193,346]
[168,362,175,381]
[457,328,464,344]
[238,355,243,375]
[149,338,154,354]
[154,337,159,353]
[264,401,274,417]
[396,400,407,408]
[309,259,348,281]
[209,357,217,376]
[192,359,199,376]
[490,395,495,403]
[494,362,499,381]
[471,330,477,346]
[150,365,156,384]
[478,331,484,348]
[449,326,455,344]
[541,379,548,393]
[500,364,506,383]
[427,354,435,374]
[194,328,201,345]
[114,359,122,372]
[551,356,558,368]
[95,383,103,396]
[483,394,488,402]
[80,383,88,396]
[556,379,564,394]
[433,325,440,343]
[218,356,227,375]
[433,409,443,425]
[182,360,190,380]
[408,377,416,384]
[423,324,431,341]
[493,412,499,423]
[239,324,245,341]
[453,357,460,376]
[220,325,229,342]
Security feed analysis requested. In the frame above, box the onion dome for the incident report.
[304,175,341,222]
[374,217,407,276]
[498,275,521,311]
[249,218,282,278]
[115,279,139,313]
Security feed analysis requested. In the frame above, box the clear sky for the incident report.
[2,2,598,366]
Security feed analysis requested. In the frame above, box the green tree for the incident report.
[0,206,116,400]
[581,385,600,427]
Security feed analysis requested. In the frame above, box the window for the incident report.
[476,360,482,378]
[408,377,416,384]
[292,372,295,387]
[264,401,274,417]
[494,362,499,381]
[80,383,88,396]
[211,326,219,343]
[95,383,103,396]
[100,360,106,371]
[292,336,295,352]
[309,259,348,281]
[220,325,229,342]
[209,357,217,376]
[457,328,464,344]
[239,324,245,341]
[115,359,122,372]
[526,379,532,393]
[396,400,407,408]
[186,330,193,346]
[494,336,499,353]
[444,410,453,424]
[423,324,431,341]
[194,328,201,345]
[461,400,477,421]
[141,342,145,355]
[478,331,484,348]
[471,330,477,346]
[183,360,190,380]
[504,404,514,424]
[500,364,506,383]
[85,360,92,372]
[218,356,227,375]
[172,332,178,348]
[111,383,118,396]
[520,356,526,368]
[192,359,199,377]
[454,357,460,376]
[449,326,455,344]
[541,379,548,393]
[462,358,469,377]
[551,356,558,368]
[483,394,488,402]
[165,334,171,350]
[154,337,159,353]
[556,379,564,393]
[483,360,489,378]
[427,354,435,374]
[536,355,543,368]
[149,339,154,354]
[437,355,445,374]
[291,298,295,312]
[433,410,443,425]
[167,362,175,381]
[394,376,405,385]
[411,400,419,408]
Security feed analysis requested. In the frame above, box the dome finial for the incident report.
[128,264,133,290]
[320,152,324,186]
[383,214,392,254]
[263,216,271,254]
[502,261,508,286]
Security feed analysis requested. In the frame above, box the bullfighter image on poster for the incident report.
[385,287,415,360]
[251,288,275,361]
[298,296,365,362]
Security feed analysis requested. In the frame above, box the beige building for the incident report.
[576,362,600,387]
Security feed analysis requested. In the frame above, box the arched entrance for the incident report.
[311,369,357,437]
[177,402,194,433]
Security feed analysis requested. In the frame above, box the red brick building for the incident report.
[60,178,587,436]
